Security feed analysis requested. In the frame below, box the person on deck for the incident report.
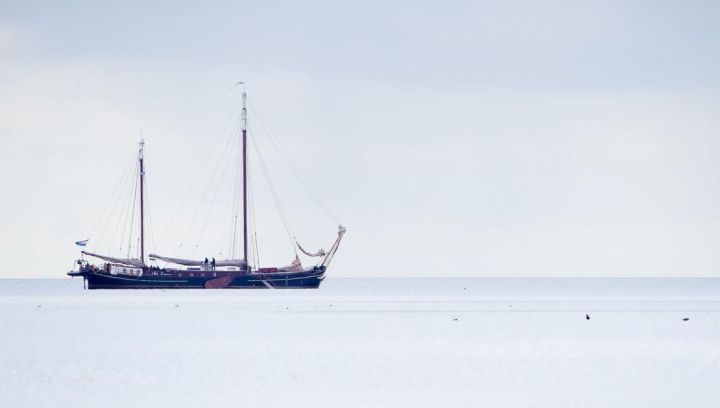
[204,257,209,271]
[211,258,216,270]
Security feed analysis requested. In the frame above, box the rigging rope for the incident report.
[249,109,324,248]
[125,162,139,258]
[121,93,343,267]
[143,173,159,260]
[86,152,136,252]
[157,105,243,245]
[98,159,137,256]
[249,105,340,225]
[226,120,244,259]
[148,93,239,140]
[194,133,237,249]
[115,160,136,256]
[249,127,296,252]
[116,175,133,256]
[248,161,261,266]
[177,121,238,253]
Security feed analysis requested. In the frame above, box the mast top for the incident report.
[241,90,247,132]
[233,81,247,132]
[138,138,145,160]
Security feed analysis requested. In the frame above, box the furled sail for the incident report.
[82,251,145,267]
[296,242,326,257]
[278,256,304,272]
[148,254,247,268]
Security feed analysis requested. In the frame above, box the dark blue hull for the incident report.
[71,268,325,289]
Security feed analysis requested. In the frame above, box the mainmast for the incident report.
[139,139,146,266]
[241,88,249,274]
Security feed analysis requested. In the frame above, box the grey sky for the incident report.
[1,1,719,277]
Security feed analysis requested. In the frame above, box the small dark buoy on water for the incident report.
[586,314,590,320]
[452,318,458,321]
[682,317,689,321]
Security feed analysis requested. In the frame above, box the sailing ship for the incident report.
[68,88,345,289]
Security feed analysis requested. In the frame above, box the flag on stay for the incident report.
[75,239,88,247]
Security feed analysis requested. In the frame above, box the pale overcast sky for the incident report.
[1,0,719,278]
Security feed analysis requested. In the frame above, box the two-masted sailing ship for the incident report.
[68,88,345,289]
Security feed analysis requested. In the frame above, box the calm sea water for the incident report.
[2,277,719,298]
[2,277,719,407]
